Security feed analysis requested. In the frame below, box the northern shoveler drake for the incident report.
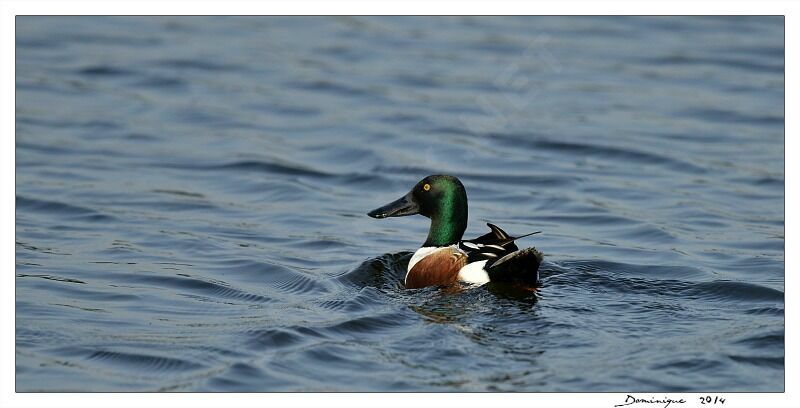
[368,175,543,289]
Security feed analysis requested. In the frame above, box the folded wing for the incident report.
[458,223,542,285]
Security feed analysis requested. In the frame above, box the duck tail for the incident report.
[486,223,510,239]
[486,223,541,246]
[486,247,543,285]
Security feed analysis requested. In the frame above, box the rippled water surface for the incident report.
[15,16,784,391]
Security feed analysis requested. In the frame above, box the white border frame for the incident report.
[2,1,794,407]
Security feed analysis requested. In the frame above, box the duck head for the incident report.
[368,175,468,247]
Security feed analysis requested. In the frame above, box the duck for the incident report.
[367,175,543,289]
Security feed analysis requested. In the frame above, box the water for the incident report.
[15,16,783,392]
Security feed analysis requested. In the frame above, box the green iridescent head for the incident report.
[367,175,468,247]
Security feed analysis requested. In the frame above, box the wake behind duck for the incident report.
[368,175,543,289]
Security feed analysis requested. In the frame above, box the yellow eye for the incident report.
[423,183,431,191]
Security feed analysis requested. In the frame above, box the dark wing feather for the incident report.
[458,223,541,266]
[485,247,543,285]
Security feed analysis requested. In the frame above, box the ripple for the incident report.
[611,224,677,244]
[324,313,409,336]
[67,32,161,46]
[17,116,121,131]
[676,108,783,126]
[244,327,308,350]
[531,139,708,174]
[288,79,372,97]
[728,355,783,369]
[336,252,410,289]
[734,332,784,349]
[289,343,383,375]
[742,306,784,316]
[315,44,371,62]
[315,287,386,313]
[42,284,141,303]
[123,273,272,304]
[16,327,75,349]
[16,195,114,222]
[132,75,188,89]
[560,260,706,280]
[16,273,86,285]
[17,141,124,158]
[390,73,443,88]
[121,199,219,212]
[84,349,206,373]
[152,189,206,198]
[269,271,329,296]
[651,358,725,372]
[372,165,584,188]
[155,58,241,72]
[162,160,332,178]
[77,65,135,77]
[555,260,783,306]
[243,101,321,117]
[642,55,783,74]
[17,31,160,48]
[539,214,637,227]
[16,241,71,256]
[204,362,293,391]
[689,281,784,303]
[461,172,584,188]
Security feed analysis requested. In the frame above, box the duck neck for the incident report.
[423,202,467,247]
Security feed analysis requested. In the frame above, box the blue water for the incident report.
[15,16,783,391]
